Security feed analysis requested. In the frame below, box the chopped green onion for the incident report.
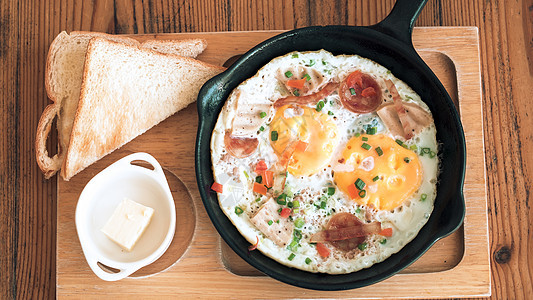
[255,197,261,202]
[322,60,327,65]
[277,193,287,200]
[395,139,404,146]
[303,74,312,81]
[316,100,325,112]
[375,147,383,156]
[319,201,327,209]
[355,207,361,214]
[409,144,418,151]
[350,88,356,95]
[421,193,428,201]
[366,127,377,135]
[386,70,392,74]
[293,90,300,96]
[307,59,316,66]
[380,239,387,244]
[276,219,280,224]
[288,253,296,261]
[287,201,293,208]
[235,207,244,215]
[327,187,335,196]
[278,208,282,213]
[404,157,411,163]
[277,199,286,205]
[291,53,299,58]
[361,143,371,150]
[328,111,334,116]
[355,132,361,138]
[285,71,293,78]
[355,178,366,190]
[292,200,300,208]
[305,257,312,264]
[259,126,265,131]
[358,242,368,251]
[255,176,262,183]
[294,217,305,228]
[288,240,299,251]
[259,111,267,118]
[358,190,366,198]
[267,220,273,226]
[422,147,431,154]
[271,131,278,141]
[362,136,368,141]
[243,170,249,179]
[372,175,380,182]
[430,151,436,158]
[293,208,300,214]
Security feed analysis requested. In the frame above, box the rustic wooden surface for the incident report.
[0,0,531,299]
[56,28,488,298]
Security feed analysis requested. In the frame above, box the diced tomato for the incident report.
[253,182,268,195]
[255,160,268,173]
[211,182,223,193]
[379,227,393,237]
[316,242,330,258]
[280,208,292,218]
[263,170,274,188]
[345,70,363,88]
[361,87,376,97]
[339,71,382,113]
[287,78,307,89]
[346,183,358,199]
[248,236,259,251]
[295,140,308,152]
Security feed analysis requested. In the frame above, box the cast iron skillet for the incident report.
[195,0,466,290]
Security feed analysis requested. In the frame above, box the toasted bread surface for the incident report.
[36,31,208,178]
[61,38,224,180]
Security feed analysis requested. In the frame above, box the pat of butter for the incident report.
[101,198,154,251]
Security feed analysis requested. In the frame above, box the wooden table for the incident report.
[0,0,531,299]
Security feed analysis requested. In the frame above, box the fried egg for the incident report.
[210,50,439,274]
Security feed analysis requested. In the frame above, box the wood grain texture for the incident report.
[57,27,490,299]
[0,0,531,299]
[56,28,487,299]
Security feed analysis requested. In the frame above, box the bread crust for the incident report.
[36,31,212,179]
[60,37,225,180]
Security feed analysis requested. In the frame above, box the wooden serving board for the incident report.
[57,27,489,298]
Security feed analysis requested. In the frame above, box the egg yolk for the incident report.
[334,134,422,210]
[270,105,338,176]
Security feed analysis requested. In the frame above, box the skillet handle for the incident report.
[372,0,428,46]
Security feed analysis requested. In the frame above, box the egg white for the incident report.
[210,50,439,274]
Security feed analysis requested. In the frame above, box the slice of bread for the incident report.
[36,31,207,179]
[60,37,224,180]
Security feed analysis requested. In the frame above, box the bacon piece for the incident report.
[339,71,382,113]
[273,82,339,109]
[323,212,366,251]
[224,131,258,158]
[381,80,433,139]
[230,90,271,137]
[250,198,294,247]
[310,222,381,242]
[277,66,326,96]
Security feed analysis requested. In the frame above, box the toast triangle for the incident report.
[61,37,224,180]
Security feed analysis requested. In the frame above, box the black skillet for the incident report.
[195,0,466,290]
